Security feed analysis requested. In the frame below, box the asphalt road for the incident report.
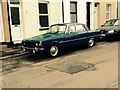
[2,41,119,88]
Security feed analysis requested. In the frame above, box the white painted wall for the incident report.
[49,0,63,25]
[21,0,63,39]
[21,1,40,38]
[77,1,87,24]
[20,0,87,39]
[63,0,87,24]
[63,0,71,23]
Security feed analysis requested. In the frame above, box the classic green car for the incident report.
[21,23,101,57]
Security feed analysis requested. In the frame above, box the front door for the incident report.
[64,24,78,48]
[86,2,90,29]
[8,0,22,42]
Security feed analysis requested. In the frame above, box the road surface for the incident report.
[2,41,119,88]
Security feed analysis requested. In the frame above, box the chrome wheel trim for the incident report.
[50,46,58,57]
[89,39,94,47]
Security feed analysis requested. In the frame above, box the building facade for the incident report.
[87,0,117,29]
[95,1,117,28]
[118,0,120,18]
[0,1,4,43]
[0,0,117,47]
[0,0,11,45]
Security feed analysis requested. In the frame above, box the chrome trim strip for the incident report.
[89,34,100,38]
[59,34,100,43]
[59,37,88,43]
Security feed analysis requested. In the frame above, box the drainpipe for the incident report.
[117,0,118,18]
[62,0,64,23]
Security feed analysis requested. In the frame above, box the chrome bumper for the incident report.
[21,46,44,53]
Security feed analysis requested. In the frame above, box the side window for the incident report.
[68,25,76,33]
[76,24,86,32]
[118,20,120,25]
[114,20,120,25]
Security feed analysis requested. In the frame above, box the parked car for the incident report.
[21,23,101,57]
[97,18,120,40]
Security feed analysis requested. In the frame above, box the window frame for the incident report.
[10,0,20,4]
[106,4,111,20]
[38,2,49,30]
[70,2,77,23]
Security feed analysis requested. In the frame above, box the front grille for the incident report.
[23,42,36,47]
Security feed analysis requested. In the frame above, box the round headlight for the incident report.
[36,43,38,46]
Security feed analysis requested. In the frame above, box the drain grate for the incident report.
[46,60,95,74]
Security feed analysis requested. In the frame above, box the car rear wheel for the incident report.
[49,45,59,57]
[88,39,95,47]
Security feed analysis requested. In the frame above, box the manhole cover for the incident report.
[46,60,95,74]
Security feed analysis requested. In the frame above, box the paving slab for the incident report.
[46,59,94,74]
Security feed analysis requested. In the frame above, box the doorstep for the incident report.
[0,45,29,60]
[0,45,7,51]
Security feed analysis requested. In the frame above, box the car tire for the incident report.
[88,38,95,47]
[49,45,59,57]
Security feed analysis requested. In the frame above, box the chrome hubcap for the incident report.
[89,39,94,47]
[50,46,58,56]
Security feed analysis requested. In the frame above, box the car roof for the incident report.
[51,23,85,26]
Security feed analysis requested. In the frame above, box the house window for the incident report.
[70,2,77,23]
[38,2,49,29]
[106,4,111,20]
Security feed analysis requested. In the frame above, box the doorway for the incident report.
[8,0,22,42]
[86,2,90,29]
[94,3,99,29]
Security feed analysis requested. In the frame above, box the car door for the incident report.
[87,29,101,42]
[75,24,89,46]
[63,24,78,48]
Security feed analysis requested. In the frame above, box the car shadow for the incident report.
[22,45,90,63]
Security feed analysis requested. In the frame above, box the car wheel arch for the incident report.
[48,41,61,57]
[49,41,61,49]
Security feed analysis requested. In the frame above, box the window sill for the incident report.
[39,28,49,31]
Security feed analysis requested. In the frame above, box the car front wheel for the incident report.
[49,45,59,57]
